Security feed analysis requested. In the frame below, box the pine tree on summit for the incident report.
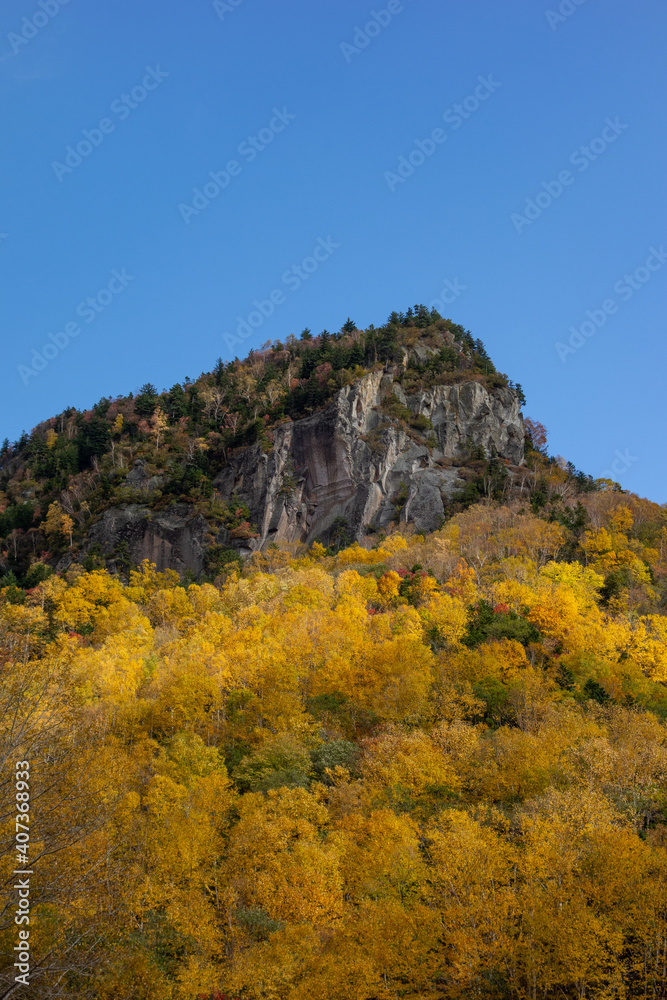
[134,383,159,417]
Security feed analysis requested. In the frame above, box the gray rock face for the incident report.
[214,368,524,553]
[80,369,523,574]
[84,503,209,577]
[123,459,163,493]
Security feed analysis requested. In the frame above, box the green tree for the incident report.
[78,418,110,467]
[165,383,188,421]
[134,383,159,417]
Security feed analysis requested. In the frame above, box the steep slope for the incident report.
[77,362,523,573]
[0,306,595,582]
[213,367,524,552]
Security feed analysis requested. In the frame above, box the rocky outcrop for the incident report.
[77,369,523,573]
[83,503,209,577]
[122,459,163,493]
[214,368,524,554]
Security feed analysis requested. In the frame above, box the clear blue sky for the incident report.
[1,0,665,500]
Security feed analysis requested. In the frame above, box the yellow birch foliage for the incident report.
[3,504,667,999]
[225,787,343,926]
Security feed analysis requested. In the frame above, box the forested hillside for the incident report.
[1,308,537,583]
[2,492,667,999]
[2,307,666,998]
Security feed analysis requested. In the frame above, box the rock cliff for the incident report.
[83,503,209,578]
[214,367,524,553]
[77,366,523,573]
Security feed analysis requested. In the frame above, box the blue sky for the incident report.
[1,0,665,500]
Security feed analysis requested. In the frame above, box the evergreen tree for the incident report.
[213,357,225,386]
[166,383,188,422]
[77,418,110,468]
[134,383,159,417]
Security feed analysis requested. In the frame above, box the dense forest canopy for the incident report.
[2,496,667,997]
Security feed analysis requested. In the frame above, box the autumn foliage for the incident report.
[2,500,667,998]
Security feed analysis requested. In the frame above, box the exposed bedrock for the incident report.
[79,370,523,572]
[213,369,524,552]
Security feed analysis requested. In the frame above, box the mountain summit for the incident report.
[1,306,595,582]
